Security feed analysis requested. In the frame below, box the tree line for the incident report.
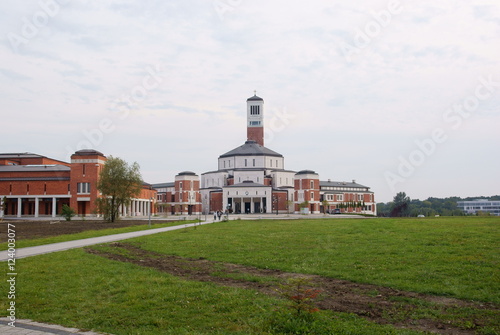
[377,192,500,217]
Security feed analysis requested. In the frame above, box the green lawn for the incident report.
[0,220,192,251]
[1,216,498,334]
[5,249,421,335]
[132,216,499,304]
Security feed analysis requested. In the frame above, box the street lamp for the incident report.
[226,203,231,221]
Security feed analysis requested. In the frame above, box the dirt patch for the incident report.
[0,219,175,241]
[86,242,499,335]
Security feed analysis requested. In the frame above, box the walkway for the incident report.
[0,220,214,261]
[0,318,109,334]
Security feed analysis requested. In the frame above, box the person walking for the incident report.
[217,210,222,220]
[214,211,217,220]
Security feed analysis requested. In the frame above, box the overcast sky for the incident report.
[1,0,499,202]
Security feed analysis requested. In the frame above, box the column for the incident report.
[34,197,40,218]
[17,198,22,218]
[250,198,254,214]
[52,198,57,217]
[0,197,4,218]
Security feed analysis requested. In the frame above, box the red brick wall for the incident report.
[210,192,223,212]
[247,127,264,146]
[69,154,106,215]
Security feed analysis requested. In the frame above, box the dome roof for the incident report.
[73,149,105,156]
[296,170,318,175]
[219,140,283,158]
[177,171,197,176]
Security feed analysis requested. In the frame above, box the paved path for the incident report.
[0,220,214,261]
[0,318,109,334]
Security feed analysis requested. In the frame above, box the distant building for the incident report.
[153,94,377,215]
[0,150,156,218]
[457,199,500,216]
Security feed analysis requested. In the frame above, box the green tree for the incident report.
[96,156,143,222]
[391,192,411,217]
[61,204,76,221]
[321,200,329,214]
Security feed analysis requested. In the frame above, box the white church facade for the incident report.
[153,94,376,216]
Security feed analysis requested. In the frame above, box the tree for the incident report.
[61,204,76,221]
[390,192,411,217]
[321,200,329,214]
[96,156,143,222]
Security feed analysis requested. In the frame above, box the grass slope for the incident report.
[1,216,498,334]
[3,249,420,334]
[133,216,500,304]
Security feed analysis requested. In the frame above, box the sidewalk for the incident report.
[0,318,109,335]
[0,220,214,261]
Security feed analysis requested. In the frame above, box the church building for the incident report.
[154,94,377,216]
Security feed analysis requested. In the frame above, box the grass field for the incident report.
[1,216,498,334]
[0,220,190,251]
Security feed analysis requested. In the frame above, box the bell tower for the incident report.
[246,91,264,146]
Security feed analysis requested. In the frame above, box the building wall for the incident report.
[69,152,106,216]
[0,151,157,218]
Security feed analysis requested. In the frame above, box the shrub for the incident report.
[61,204,76,221]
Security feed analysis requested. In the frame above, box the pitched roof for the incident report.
[219,141,283,158]
[247,94,263,101]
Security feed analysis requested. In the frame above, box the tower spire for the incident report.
[246,92,264,146]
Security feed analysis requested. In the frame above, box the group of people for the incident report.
[213,210,225,221]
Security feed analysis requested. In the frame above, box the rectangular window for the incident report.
[82,164,86,175]
[310,181,314,189]
[245,159,247,167]
[337,195,343,201]
[77,182,90,194]
[253,159,255,167]
[311,192,314,201]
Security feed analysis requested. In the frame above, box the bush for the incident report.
[61,204,76,221]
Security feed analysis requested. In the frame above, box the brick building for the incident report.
[153,94,376,215]
[0,150,156,218]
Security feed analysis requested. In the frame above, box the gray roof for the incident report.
[247,94,263,101]
[0,165,70,172]
[176,171,197,176]
[296,170,318,175]
[73,149,105,157]
[320,180,370,189]
[0,153,44,159]
[151,182,175,188]
[219,140,283,158]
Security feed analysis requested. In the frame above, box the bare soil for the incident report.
[86,242,499,335]
[0,219,171,242]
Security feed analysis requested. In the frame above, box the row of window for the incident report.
[250,105,260,115]
[6,183,90,194]
[321,186,369,192]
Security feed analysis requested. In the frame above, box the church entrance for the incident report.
[244,202,251,214]
[254,202,261,213]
